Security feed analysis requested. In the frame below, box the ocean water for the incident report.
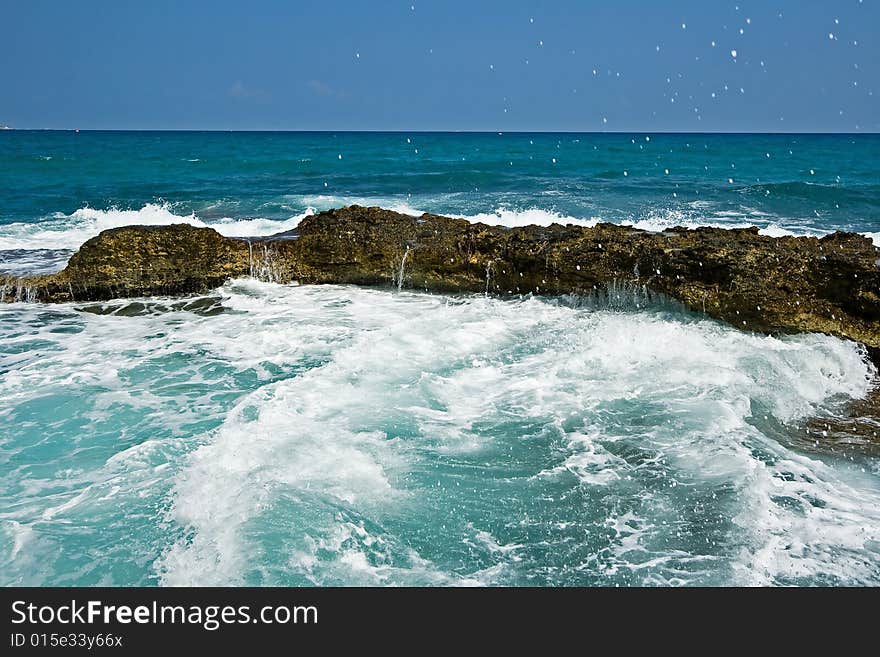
[1,131,879,586]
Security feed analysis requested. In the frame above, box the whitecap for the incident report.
[0,203,315,252]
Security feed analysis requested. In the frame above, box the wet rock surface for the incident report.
[803,387,880,455]
[1,224,250,303]
[3,204,880,357]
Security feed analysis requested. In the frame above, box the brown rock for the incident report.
[3,205,879,361]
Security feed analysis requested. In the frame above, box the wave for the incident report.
[862,232,880,246]
[296,194,426,217]
[1,200,878,262]
[623,208,829,240]
[0,203,315,252]
[2,282,879,585]
[454,206,601,228]
[291,195,878,244]
[294,195,593,227]
[454,205,854,244]
[0,248,73,275]
[145,284,879,585]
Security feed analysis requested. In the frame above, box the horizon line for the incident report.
[2,128,878,135]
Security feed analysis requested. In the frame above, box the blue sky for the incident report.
[1,0,877,131]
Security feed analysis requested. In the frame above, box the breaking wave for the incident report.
[2,282,879,586]
[1,199,878,276]
[0,203,315,252]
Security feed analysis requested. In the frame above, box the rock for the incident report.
[1,224,249,302]
[803,387,880,455]
[3,205,880,360]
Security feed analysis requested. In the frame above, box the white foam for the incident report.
[455,206,601,228]
[156,287,525,585]
[295,196,598,227]
[137,284,880,585]
[460,206,877,248]
[0,203,314,252]
[621,207,827,240]
[2,282,879,585]
[284,521,482,586]
[297,194,425,217]
[862,232,880,247]
[3,199,876,263]
[0,249,72,275]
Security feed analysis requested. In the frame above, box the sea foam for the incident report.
[144,284,880,586]
[0,203,315,252]
[2,200,877,264]
[2,283,878,586]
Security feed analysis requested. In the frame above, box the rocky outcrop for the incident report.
[0,224,250,302]
[3,205,880,359]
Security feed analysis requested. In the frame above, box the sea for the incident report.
[1,130,879,586]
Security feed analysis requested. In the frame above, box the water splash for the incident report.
[0,279,39,303]
[604,279,651,311]
[554,279,678,313]
[248,242,283,283]
[395,246,411,291]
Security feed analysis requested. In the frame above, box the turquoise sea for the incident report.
[1,131,879,585]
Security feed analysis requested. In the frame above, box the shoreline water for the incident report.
[2,131,879,586]
[2,280,878,586]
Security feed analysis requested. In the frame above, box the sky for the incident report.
[1,0,877,132]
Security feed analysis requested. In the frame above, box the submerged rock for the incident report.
[804,390,880,455]
[3,205,880,360]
